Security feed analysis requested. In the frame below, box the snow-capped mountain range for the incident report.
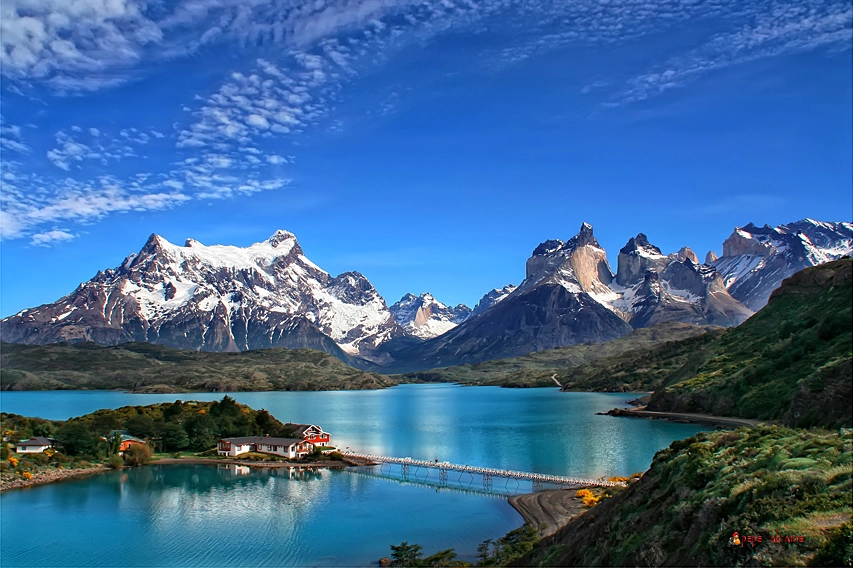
[0,230,400,364]
[1,219,850,371]
[710,219,853,310]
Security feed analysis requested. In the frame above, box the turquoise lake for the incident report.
[0,386,707,566]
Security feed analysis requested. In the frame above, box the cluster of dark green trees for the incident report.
[2,396,291,458]
[387,524,541,567]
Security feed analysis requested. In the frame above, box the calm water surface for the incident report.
[1,386,706,566]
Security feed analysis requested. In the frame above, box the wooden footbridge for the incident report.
[341,452,624,491]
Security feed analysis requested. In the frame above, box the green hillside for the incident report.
[0,341,396,392]
[644,259,852,428]
[397,322,719,388]
[518,426,853,567]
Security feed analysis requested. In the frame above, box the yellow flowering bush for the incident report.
[575,488,601,507]
[8,457,18,467]
[21,471,32,480]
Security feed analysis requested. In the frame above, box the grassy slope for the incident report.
[518,426,853,567]
[645,259,852,428]
[0,342,396,392]
[557,327,727,392]
[396,322,719,388]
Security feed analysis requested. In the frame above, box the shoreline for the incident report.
[149,457,349,469]
[508,489,586,536]
[602,407,769,428]
[0,465,109,492]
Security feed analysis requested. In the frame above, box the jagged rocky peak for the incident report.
[615,233,669,287]
[722,224,778,257]
[705,250,719,264]
[575,222,598,248]
[673,247,699,265]
[470,284,517,317]
[525,222,611,290]
[268,229,296,248]
[389,292,471,340]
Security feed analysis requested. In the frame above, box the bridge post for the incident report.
[483,473,493,491]
[532,479,543,492]
[439,468,448,485]
[401,463,409,478]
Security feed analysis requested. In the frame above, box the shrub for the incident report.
[124,443,153,467]
[108,455,124,470]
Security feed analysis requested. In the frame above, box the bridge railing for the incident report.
[341,452,625,487]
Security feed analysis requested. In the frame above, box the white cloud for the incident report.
[0,0,163,89]
[89,127,100,136]
[30,228,75,246]
[266,155,287,165]
[0,118,29,153]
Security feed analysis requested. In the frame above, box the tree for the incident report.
[91,413,120,436]
[184,413,216,451]
[125,414,157,439]
[211,395,240,418]
[390,542,424,567]
[124,443,153,466]
[422,549,457,567]
[161,423,190,451]
[106,431,123,456]
[56,422,99,456]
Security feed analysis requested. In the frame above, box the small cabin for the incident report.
[15,437,55,454]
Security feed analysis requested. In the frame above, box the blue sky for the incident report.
[1,0,851,317]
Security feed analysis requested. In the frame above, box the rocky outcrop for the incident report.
[615,234,670,287]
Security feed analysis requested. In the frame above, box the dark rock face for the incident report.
[391,283,632,370]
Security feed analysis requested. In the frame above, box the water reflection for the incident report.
[2,464,522,567]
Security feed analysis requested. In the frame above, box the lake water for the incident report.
[1,386,706,566]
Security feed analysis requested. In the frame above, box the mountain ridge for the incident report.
[1,219,850,372]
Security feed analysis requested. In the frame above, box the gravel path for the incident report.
[508,489,585,536]
[606,407,768,427]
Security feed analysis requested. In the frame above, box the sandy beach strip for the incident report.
[508,489,586,536]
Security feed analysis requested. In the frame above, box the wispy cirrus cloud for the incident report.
[1,0,850,246]
[1,144,290,243]
[0,117,29,153]
[613,2,853,104]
